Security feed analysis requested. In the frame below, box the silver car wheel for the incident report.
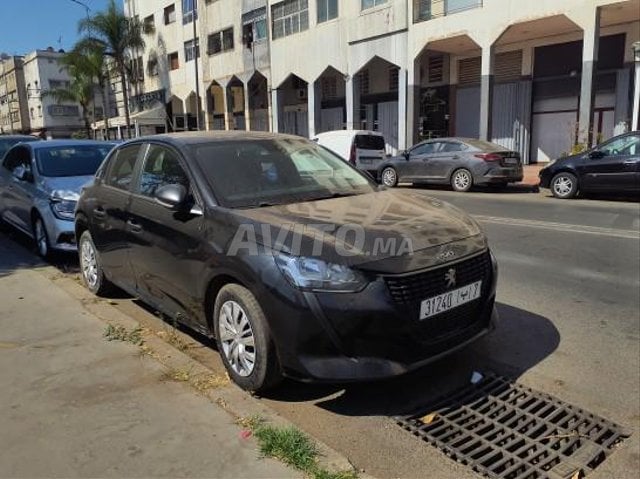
[381,167,397,187]
[453,170,472,191]
[218,300,256,377]
[553,175,573,198]
[34,218,49,257]
[80,238,99,289]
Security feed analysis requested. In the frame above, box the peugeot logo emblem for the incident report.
[437,249,456,262]
[445,269,457,288]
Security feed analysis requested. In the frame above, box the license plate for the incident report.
[419,281,482,320]
[504,158,518,165]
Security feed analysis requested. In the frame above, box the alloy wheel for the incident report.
[80,239,99,289]
[218,300,256,377]
[553,175,574,198]
[382,167,397,187]
[453,170,472,191]
[34,219,49,257]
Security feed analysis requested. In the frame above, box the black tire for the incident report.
[32,214,51,259]
[213,284,282,393]
[550,172,579,199]
[380,167,398,187]
[451,168,473,192]
[488,182,508,190]
[78,230,114,296]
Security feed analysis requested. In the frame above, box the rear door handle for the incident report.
[93,207,106,219]
[126,219,143,234]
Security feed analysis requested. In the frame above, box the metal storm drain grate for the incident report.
[396,373,630,479]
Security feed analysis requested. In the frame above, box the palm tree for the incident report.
[79,0,144,138]
[42,50,96,138]
[74,40,112,139]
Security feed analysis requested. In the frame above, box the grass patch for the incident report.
[156,328,190,351]
[243,416,358,479]
[103,324,144,345]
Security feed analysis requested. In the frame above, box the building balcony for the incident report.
[413,0,483,23]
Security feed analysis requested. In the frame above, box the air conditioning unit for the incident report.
[296,88,307,100]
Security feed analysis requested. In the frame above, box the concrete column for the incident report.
[345,75,360,130]
[203,86,212,131]
[398,67,408,151]
[244,84,251,131]
[271,88,280,133]
[223,86,231,130]
[578,8,600,145]
[406,62,420,147]
[308,80,321,137]
[479,45,495,141]
[632,41,640,131]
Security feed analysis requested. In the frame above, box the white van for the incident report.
[312,130,387,175]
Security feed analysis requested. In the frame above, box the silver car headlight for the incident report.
[50,198,77,220]
[274,253,367,292]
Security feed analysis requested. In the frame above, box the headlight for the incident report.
[274,253,367,292]
[50,198,77,220]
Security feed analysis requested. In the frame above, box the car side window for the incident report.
[440,142,464,153]
[106,145,141,190]
[138,145,190,198]
[411,143,437,156]
[599,135,640,157]
[2,146,31,173]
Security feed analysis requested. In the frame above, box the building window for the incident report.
[184,39,200,62]
[147,56,159,76]
[207,28,234,55]
[182,0,198,24]
[164,4,176,24]
[168,52,179,71]
[49,79,71,90]
[389,67,399,91]
[321,76,337,99]
[427,55,444,83]
[414,0,431,20]
[129,57,144,82]
[358,70,369,95]
[271,0,309,40]
[48,105,80,117]
[361,0,387,10]
[143,14,155,34]
[317,0,338,23]
[445,0,482,15]
[414,0,482,21]
[242,7,267,47]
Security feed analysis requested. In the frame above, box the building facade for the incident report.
[122,0,640,163]
[0,55,30,135]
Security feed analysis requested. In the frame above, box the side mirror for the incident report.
[12,165,33,182]
[155,184,187,210]
[589,150,605,159]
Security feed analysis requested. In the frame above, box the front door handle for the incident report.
[126,219,143,234]
[623,160,638,165]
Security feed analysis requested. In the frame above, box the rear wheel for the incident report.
[551,172,578,199]
[78,230,114,296]
[381,167,398,187]
[451,168,473,192]
[213,284,282,393]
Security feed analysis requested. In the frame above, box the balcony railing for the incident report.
[414,0,483,22]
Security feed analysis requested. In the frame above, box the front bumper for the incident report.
[41,208,77,252]
[258,250,498,382]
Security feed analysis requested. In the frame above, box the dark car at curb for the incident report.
[75,132,499,392]
[539,131,640,199]
[377,138,523,192]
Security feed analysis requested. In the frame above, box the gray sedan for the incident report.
[377,138,523,192]
[0,140,115,257]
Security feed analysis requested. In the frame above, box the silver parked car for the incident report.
[0,134,40,160]
[0,140,115,257]
[377,138,523,192]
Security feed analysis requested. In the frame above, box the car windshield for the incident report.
[36,144,115,177]
[465,139,507,151]
[190,138,376,208]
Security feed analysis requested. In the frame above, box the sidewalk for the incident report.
[0,237,300,478]
[520,164,544,187]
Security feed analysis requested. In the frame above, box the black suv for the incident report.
[75,132,498,392]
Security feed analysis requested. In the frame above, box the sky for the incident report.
[0,0,113,56]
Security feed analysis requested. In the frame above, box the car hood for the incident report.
[39,175,95,200]
[226,189,487,272]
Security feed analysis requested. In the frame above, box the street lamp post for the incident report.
[632,41,640,132]
[192,1,201,131]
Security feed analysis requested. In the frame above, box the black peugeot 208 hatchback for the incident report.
[75,132,498,392]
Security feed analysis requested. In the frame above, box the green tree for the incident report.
[79,0,144,138]
[42,50,96,138]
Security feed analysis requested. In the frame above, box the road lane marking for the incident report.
[474,215,640,240]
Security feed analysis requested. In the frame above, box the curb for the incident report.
[36,263,374,479]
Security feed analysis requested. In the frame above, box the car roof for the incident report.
[27,139,116,150]
[0,135,39,141]
[125,131,304,148]
[314,130,384,138]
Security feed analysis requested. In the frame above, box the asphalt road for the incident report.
[1,188,638,479]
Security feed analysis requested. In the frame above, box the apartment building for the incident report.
[123,0,640,162]
[0,55,30,135]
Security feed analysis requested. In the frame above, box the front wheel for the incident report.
[381,167,398,187]
[213,284,282,393]
[451,168,473,192]
[33,215,51,259]
[551,172,578,199]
